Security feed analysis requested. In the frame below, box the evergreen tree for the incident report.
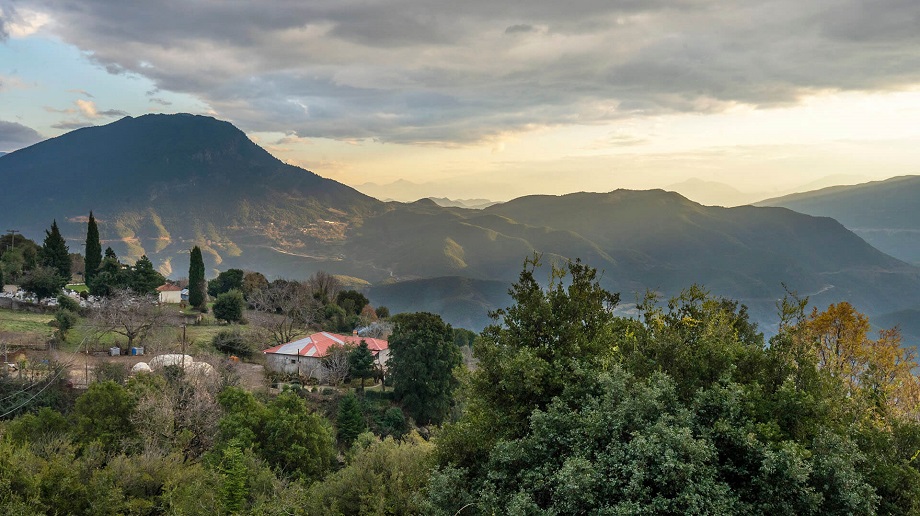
[336,392,365,448]
[348,341,376,391]
[130,255,165,295]
[388,312,462,425]
[84,212,102,285]
[89,251,129,296]
[188,246,207,309]
[39,220,71,282]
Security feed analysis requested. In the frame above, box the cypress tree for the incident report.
[188,246,207,309]
[84,212,102,285]
[40,220,71,282]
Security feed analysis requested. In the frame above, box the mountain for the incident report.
[4,114,919,333]
[344,189,920,331]
[0,114,382,277]
[428,197,499,209]
[757,175,920,265]
[665,178,765,207]
[368,276,510,331]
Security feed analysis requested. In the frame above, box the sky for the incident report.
[1,0,920,204]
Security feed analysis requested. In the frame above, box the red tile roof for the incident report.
[156,284,183,292]
[263,332,388,357]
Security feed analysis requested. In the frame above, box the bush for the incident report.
[212,329,255,359]
[57,294,82,314]
[54,308,79,335]
[213,289,244,323]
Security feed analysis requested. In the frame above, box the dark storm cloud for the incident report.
[29,0,920,144]
[0,119,42,150]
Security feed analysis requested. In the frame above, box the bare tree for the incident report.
[92,289,165,349]
[322,344,351,386]
[248,279,319,346]
[305,270,341,304]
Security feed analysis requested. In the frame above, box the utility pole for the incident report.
[181,323,187,374]
[6,229,19,250]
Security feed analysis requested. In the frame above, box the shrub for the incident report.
[212,329,255,359]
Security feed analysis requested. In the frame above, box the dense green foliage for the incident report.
[337,393,366,448]
[84,211,102,285]
[5,255,920,515]
[348,341,376,391]
[20,265,67,299]
[429,258,920,515]
[213,289,245,323]
[388,312,462,425]
[209,268,245,297]
[87,249,164,297]
[39,220,70,283]
[129,255,165,295]
[188,245,206,309]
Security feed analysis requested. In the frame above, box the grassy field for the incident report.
[66,284,89,293]
[0,308,55,347]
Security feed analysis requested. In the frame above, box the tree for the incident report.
[241,270,268,299]
[20,265,67,299]
[388,312,462,425]
[323,344,352,387]
[248,280,318,346]
[337,392,365,447]
[84,212,102,284]
[336,290,370,316]
[188,246,206,310]
[93,289,165,348]
[348,341,376,391]
[88,250,129,296]
[213,289,245,324]
[261,391,336,481]
[130,255,165,295]
[74,380,137,451]
[306,270,341,304]
[208,269,244,297]
[39,220,71,282]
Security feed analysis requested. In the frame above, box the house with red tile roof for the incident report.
[262,331,389,382]
[156,283,183,304]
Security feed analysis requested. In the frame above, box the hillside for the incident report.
[757,175,920,264]
[4,114,920,333]
[0,114,383,277]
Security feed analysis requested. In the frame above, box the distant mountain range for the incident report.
[758,175,920,265]
[3,114,919,332]
[427,197,499,210]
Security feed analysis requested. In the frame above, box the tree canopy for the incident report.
[388,312,462,425]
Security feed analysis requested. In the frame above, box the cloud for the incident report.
[0,119,43,151]
[149,97,172,106]
[67,89,94,98]
[25,0,920,145]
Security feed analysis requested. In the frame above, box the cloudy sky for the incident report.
[2,0,920,203]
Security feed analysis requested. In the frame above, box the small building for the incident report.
[156,284,183,304]
[262,331,389,382]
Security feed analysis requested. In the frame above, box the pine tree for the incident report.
[39,220,71,282]
[336,392,366,448]
[84,212,102,285]
[188,246,207,309]
[130,255,165,295]
[348,341,376,391]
